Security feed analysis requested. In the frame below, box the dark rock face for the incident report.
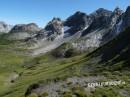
[35,18,64,41]
[109,6,130,37]
[109,7,123,27]
[45,18,63,35]
[82,8,112,36]
[82,7,123,36]
[112,7,122,15]
[101,7,123,42]
[64,11,92,29]
[90,8,112,19]
[100,27,130,66]
[64,11,92,35]
[85,15,108,33]
[10,23,40,33]
[121,6,130,30]
[25,83,39,97]
[35,29,46,40]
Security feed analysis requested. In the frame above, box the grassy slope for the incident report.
[0,34,30,96]
[0,26,130,97]
[1,54,88,97]
[0,34,88,97]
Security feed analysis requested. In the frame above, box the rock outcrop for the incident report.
[9,23,40,40]
[0,21,12,33]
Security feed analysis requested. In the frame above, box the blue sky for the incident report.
[0,0,129,27]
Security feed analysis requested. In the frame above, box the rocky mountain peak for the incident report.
[26,23,40,32]
[108,7,123,27]
[27,23,39,27]
[74,11,86,16]
[44,17,63,35]
[124,6,130,19]
[121,6,130,31]
[125,6,130,14]
[34,17,64,41]
[64,11,91,29]
[123,6,130,20]
[82,8,113,36]
[10,23,40,33]
[113,7,123,15]
[91,8,112,18]
[51,17,61,22]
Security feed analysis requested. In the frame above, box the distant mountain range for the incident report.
[1,6,129,56]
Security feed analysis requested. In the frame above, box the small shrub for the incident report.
[28,93,38,97]
[25,83,39,96]
[62,91,73,97]
[72,86,88,97]
[41,92,49,97]
[74,90,88,97]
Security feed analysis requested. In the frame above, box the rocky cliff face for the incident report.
[111,6,130,35]
[121,6,130,31]
[33,18,64,41]
[57,11,93,41]
[64,11,92,35]
[44,18,64,40]
[109,7,123,27]
[74,8,123,51]
[0,22,12,33]
[100,7,123,43]
[82,7,122,36]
